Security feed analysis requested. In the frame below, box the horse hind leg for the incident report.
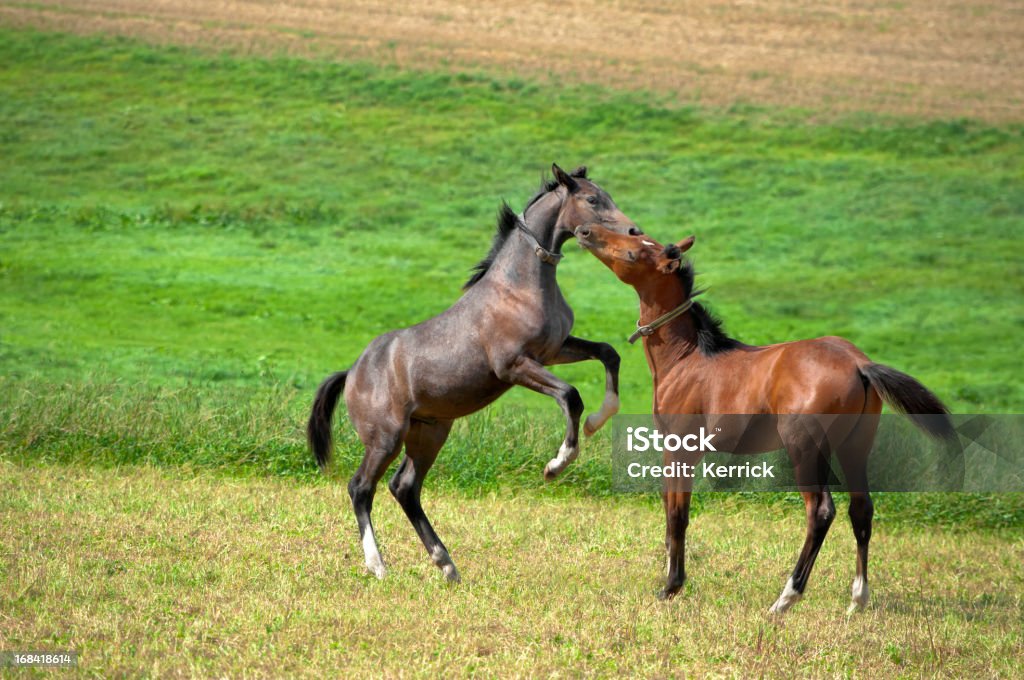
[846,491,873,614]
[349,420,407,579]
[770,421,836,614]
[389,420,460,583]
[769,487,835,614]
[838,413,878,614]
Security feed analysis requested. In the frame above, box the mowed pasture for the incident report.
[3,463,1023,677]
[2,0,1023,121]
[0,26,1022,677]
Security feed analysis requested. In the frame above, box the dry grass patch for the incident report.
[1,0,1021,121]
[2,462,1021,676]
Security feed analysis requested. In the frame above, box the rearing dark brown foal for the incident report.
[309,165,641,583]
[576,225,955,614]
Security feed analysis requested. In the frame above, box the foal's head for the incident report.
[575,224,695,287]
[465,167,644,289]
[535,164,642,243]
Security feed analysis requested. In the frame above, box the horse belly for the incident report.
[413,376,511,419]
[401,344,509,419]
[523,316,574,363]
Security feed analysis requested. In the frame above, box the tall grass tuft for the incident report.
[0,378,610,494]
[3,378,1022,527]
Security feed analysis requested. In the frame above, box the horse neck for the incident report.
[634,274,704,377]
[488,192,564,290]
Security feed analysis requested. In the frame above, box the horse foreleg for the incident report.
[659,489,691,600]
[497,356,584,480]
[547,336,621,436]
[388,420,460,583]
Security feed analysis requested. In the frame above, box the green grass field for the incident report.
[1,29,1022,676]
[2,31,1021,412]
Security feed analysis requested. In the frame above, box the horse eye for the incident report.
[585,195,598,205]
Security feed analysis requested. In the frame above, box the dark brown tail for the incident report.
[308,371,348,470]
[860,363,956,440]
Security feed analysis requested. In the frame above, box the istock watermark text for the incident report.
[627,460,775,479]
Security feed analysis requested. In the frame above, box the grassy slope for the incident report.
[1,29,1022,515]
[0,31,1021,414]
[0,29,1022,677]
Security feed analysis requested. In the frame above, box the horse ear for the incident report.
[570,165,588,179]
[659,236,694,273]
[552,163,579,193]
[659,257,682,274]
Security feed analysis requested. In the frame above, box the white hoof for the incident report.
[583,394,619,437]
[442,564,461,584]
[362,528,386,579]
[846,576,869,614]
[366,559,386,579]
[543,442,578,480]
[431,547,461,583]
[769,577,802,614]
[543,461,560,480]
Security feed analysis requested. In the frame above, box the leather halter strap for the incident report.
[515,215,563,265]
[628,297,697,344]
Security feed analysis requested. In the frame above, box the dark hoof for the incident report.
[657,588,678,601]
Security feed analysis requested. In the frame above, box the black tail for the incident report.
[860,363,956,440]
[308,371,348,470]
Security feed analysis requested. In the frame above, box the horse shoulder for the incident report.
[653,356,711,413]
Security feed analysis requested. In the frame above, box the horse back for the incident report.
[656,336,873,415]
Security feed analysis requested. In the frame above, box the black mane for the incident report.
[463,167,589,290]
[675,259,742,356]
[463,202,518,289]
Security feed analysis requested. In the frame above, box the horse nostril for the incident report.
[628,227,643,236]
[578,227,592,238]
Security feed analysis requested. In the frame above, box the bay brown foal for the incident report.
[577,225,955,613]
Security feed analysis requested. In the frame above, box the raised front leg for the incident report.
[496,355,584,480]
[547,335,621,436]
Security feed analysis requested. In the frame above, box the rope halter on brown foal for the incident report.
[627,290,705,344]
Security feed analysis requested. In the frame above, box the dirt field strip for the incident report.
[1,0,1021,121]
